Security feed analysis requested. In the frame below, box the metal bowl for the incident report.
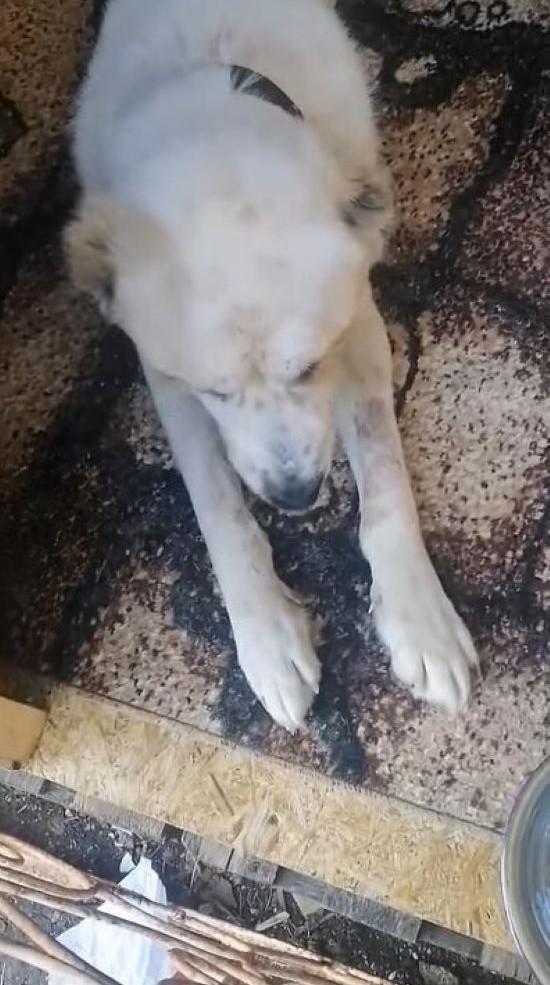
[502,757,550,985]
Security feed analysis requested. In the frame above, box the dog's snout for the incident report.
[266,474,323,512]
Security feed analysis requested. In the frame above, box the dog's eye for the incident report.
[296,361,320,384]
[205,389,230,402]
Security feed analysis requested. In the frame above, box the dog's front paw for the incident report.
[233,594,321,732]
[372,563,479,714]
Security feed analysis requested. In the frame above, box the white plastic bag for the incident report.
[50,856,172,985]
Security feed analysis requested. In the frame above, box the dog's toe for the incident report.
[374,569,478,715]
[235,597,321,732]
[392,643,471,714]
[259,661,319,732]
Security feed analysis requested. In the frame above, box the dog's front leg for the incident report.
[337,289,478,712]
[144,364,321,731]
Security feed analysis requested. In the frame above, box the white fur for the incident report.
[68,0,478,729]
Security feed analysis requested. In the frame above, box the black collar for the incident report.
[229,65,303,119]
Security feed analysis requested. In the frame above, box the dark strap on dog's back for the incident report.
[229,65,303,119]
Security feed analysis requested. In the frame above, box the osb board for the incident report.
[29,686,510,949]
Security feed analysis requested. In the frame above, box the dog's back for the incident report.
[75,0,379,196]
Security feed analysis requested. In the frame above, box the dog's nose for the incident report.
[266,474,323,513]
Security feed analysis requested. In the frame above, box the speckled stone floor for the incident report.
[0,0,548,835]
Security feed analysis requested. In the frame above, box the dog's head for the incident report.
[66,111,388,510]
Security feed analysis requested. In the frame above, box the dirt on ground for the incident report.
[0,783,521,985]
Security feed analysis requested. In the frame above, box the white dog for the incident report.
[66,0,478,730]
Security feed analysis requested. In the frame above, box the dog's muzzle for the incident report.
[265,473,323,513]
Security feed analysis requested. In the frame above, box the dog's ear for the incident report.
[64,199,116,318]
[64,197,175,324]
[66,198,189,376]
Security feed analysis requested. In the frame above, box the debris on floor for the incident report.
[50,856,171,985]
[0,783,530,985]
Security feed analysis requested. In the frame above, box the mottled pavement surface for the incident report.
[0,0,548,833]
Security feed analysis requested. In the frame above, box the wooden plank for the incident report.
[276,870,421,941]
[199,839,234,871]
[228,850,278,884]
[27,686,511,949]
[0,766,45,795]
[0,696,46,764]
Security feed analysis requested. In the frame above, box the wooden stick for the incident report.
[0,896,119,985]
[0,936,106,985]
[0,836,93,892]
[170,953,213,985]
[0,867,100,903]
[172,947,265,985]
[0,881,260,985]
[0,880,263,985]
[0,834,396,985]
[0,877,244,962]
[104,887,252,954]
